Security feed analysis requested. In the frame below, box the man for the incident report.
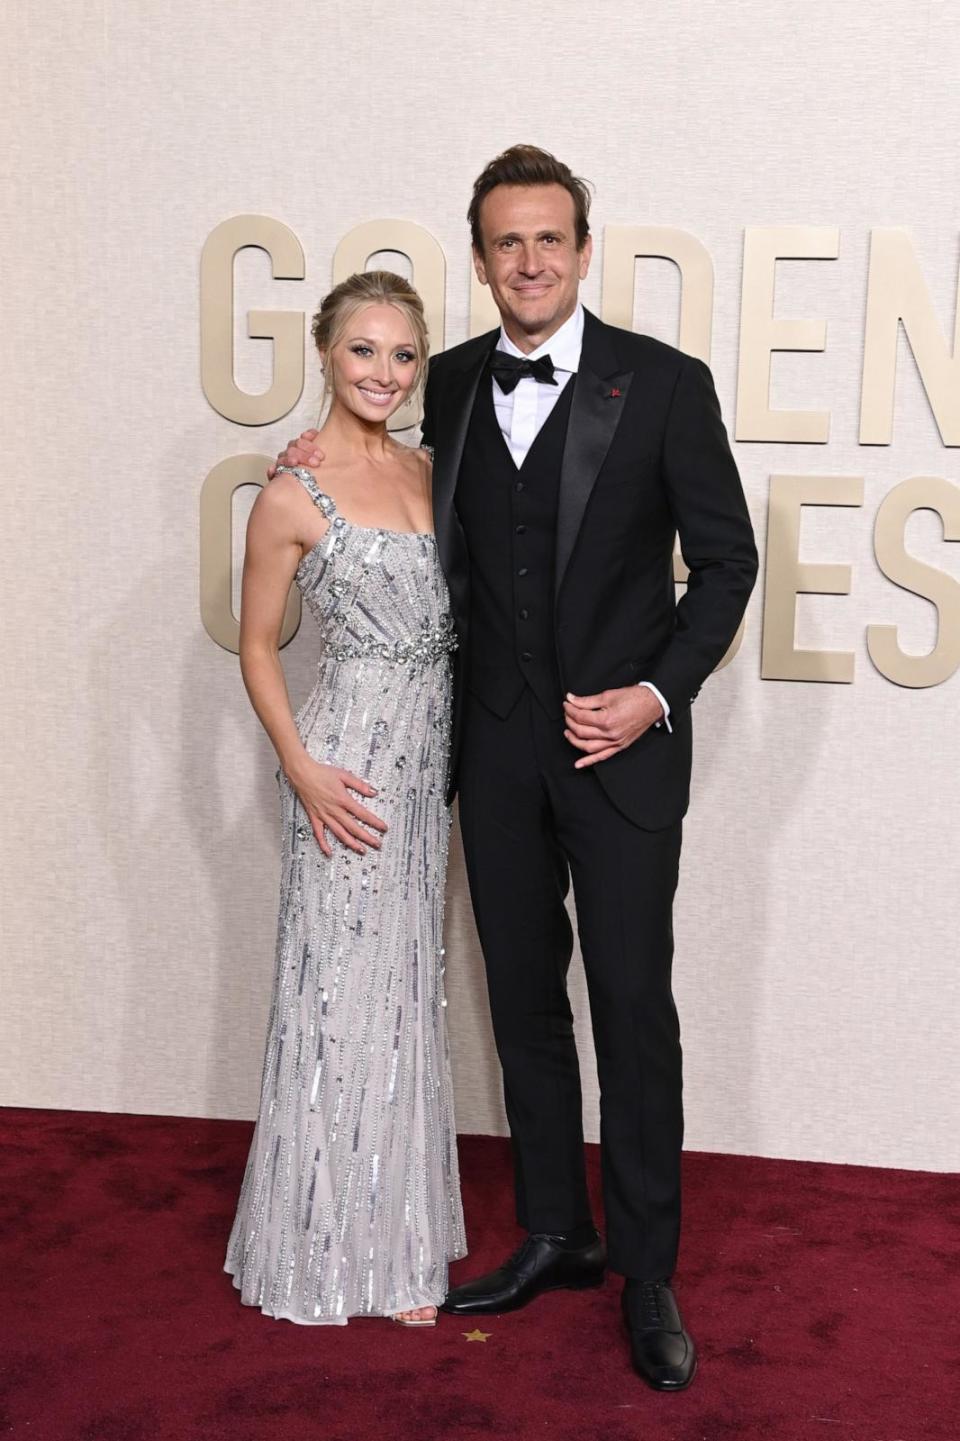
[277,145,757,1390]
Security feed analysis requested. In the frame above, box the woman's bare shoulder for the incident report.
[250,468,317,535]
[398,440,432,482]
[385,436,430,464]
[266,463,319,491]
[382,438,431,490]
[409,443,433,501]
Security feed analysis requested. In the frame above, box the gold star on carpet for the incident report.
[462,1328,491,1342]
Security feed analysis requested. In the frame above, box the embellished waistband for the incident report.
[325,619,458,667]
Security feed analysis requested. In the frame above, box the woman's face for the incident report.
[325,304,420,424]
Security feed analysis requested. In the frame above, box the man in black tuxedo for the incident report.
[280,145,757,1390]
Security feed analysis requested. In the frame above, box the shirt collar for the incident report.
[496,302,584,373]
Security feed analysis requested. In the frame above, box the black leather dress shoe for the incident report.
[622,1281,697,1391]
[441,1232,606,1315]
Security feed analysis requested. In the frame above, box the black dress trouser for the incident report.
[456,688,684,1281]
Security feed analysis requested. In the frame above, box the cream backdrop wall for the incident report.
[2,0,958,1171]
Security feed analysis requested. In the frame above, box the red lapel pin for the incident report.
[608,387,622,399]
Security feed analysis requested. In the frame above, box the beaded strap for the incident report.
[277,464,338,520]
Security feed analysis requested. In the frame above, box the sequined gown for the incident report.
[225,465,466,1324]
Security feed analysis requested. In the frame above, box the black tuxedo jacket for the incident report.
[421,308,758,829]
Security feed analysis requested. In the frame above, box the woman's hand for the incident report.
[286,757,388,857]
[267,429,326,479]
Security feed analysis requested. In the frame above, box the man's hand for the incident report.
[267,428,326,480]
[563,686,664,769]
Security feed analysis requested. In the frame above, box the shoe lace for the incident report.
[634,1280,668,1328]
[505,1233,572,1272]
[504,1236,540,1271]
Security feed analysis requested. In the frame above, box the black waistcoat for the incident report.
[454,375,575,719]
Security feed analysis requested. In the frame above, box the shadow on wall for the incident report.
[84,433,317,1119]
[674,587,829,1160]
[176,617,317,1121]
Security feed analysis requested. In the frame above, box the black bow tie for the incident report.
[488,351,558,394]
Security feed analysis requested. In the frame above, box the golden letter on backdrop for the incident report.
[200,455,300,654]
[736,227,840,443]
[200,216,305,425]
[860,230,960,446]
[761,474,864,682]
[333,221,445,430]
[601,226,714,363]
[867,477,960,686]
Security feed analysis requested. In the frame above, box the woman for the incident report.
[224,272,465,1326]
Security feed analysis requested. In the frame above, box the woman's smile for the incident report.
[356,383,396,406]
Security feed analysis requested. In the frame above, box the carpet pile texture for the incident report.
[1,1108,957,1440]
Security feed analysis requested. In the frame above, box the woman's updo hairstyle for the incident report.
[310,271,429,414]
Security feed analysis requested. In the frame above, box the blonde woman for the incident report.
[225,272,465,1326]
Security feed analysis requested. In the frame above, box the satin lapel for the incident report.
[432,337,496,582]
[555,313,634,599]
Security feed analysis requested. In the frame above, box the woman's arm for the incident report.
[239,478,312,777]
[239,478,387,856]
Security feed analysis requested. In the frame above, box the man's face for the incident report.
[473,183,593,351]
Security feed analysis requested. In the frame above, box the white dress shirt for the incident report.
[493,302,583,467]
[491,304,671,730]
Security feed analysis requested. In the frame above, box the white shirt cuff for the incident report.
[637,680,672,733]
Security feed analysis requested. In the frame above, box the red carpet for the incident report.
[1,1108,957,1440]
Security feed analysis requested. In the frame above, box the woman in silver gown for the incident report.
[224,272,465,1325]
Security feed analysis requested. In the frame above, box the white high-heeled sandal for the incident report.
[390,1306,438,1328]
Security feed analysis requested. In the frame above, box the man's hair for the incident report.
[468,144,592,253]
